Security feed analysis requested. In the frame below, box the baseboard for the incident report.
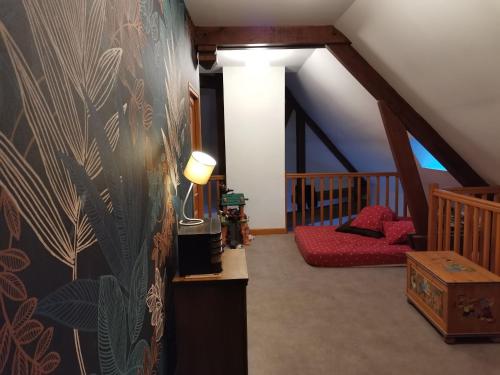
[251,228,288,235]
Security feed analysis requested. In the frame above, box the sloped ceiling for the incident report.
[287,49,395,172]
[185,0,355,26]
[336,0,500,184]
[188,0,500,184]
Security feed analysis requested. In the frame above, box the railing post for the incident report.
[482,210,492,269]
[427,183,439,251]
[292,178,297,230]
[495,214,500,274]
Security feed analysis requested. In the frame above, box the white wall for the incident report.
[285,105,349,173]
[185,0,355,26]
[336,0,500,184]
[287,48,396,172]
[223,66,286,229]
[418,167,460,201]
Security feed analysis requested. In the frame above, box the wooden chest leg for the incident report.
[444,336,457,345]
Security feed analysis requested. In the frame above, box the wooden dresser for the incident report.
[406,251,500,343]
[173,249,249,375]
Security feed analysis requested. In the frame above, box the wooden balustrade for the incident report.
[428,184,500,275]
[200,175,225,219]
[444,186,500,202]
[285,172,406,230]
[200,173,409,233]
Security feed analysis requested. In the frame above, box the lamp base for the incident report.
[180,218,204,226]
[180,182,205,226]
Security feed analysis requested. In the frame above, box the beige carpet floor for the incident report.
[246,234,500,375]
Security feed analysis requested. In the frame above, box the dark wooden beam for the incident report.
[200,74,223,90]
[326,44,486,187]
[198,45,217,70]
[200,74,226,175]
[379,101,428,235]
[215,75,226,175]
[286,88,357,173]
[285,100,294,128]
[296,110,306,173]
[195,26,350,48]
[192,22,485,186]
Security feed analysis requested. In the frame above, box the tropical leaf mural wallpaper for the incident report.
[0,0,197,373]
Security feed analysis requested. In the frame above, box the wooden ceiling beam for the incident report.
[326,44,486,187]
[195,26,350,48]
[379,101,428,235]
[193,23,486,186]
[198,44,217,70]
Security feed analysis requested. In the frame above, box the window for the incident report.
[409,136,447,171]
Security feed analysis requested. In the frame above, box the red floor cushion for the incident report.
[351,205,396,232]
[294,225,411,267]
[383,220,416,244]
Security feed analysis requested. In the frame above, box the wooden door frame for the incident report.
[188,83,204,218]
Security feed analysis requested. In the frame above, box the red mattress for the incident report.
[294,226,411,267]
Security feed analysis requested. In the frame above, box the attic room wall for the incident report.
[285,106,348,173]
[0,1,197,374]
[417,166,460,200]
[286,49,416,213]
[286,48,395,172]
[224,66,286,230]
[336,0,500,185]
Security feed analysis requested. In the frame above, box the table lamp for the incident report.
[180,151,217,226]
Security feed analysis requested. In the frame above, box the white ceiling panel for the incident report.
[185,0,356,26]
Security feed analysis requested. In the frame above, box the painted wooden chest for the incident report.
[406,251,500,343]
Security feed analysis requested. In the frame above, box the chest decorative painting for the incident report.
[407,251,500,343]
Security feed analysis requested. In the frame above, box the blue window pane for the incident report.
[409,136,447,171]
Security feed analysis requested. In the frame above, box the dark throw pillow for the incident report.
[335,221,384,239]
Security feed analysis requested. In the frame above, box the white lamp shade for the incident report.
[183,151,216,185]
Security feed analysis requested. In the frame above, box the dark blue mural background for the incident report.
[0,1,198,374]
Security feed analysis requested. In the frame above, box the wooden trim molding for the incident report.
[251,228,288,235]
[379,101,428,234]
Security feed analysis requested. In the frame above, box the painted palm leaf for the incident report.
[0,133,73,266]
[63,96,150,288]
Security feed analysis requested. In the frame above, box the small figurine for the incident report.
[219,183,252,248]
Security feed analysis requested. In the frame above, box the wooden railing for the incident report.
[428,184,500,275]
[444,186,500,202]
[285,172,407,230]
[200,175,225,219]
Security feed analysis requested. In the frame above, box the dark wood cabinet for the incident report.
[173,249,248,375]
